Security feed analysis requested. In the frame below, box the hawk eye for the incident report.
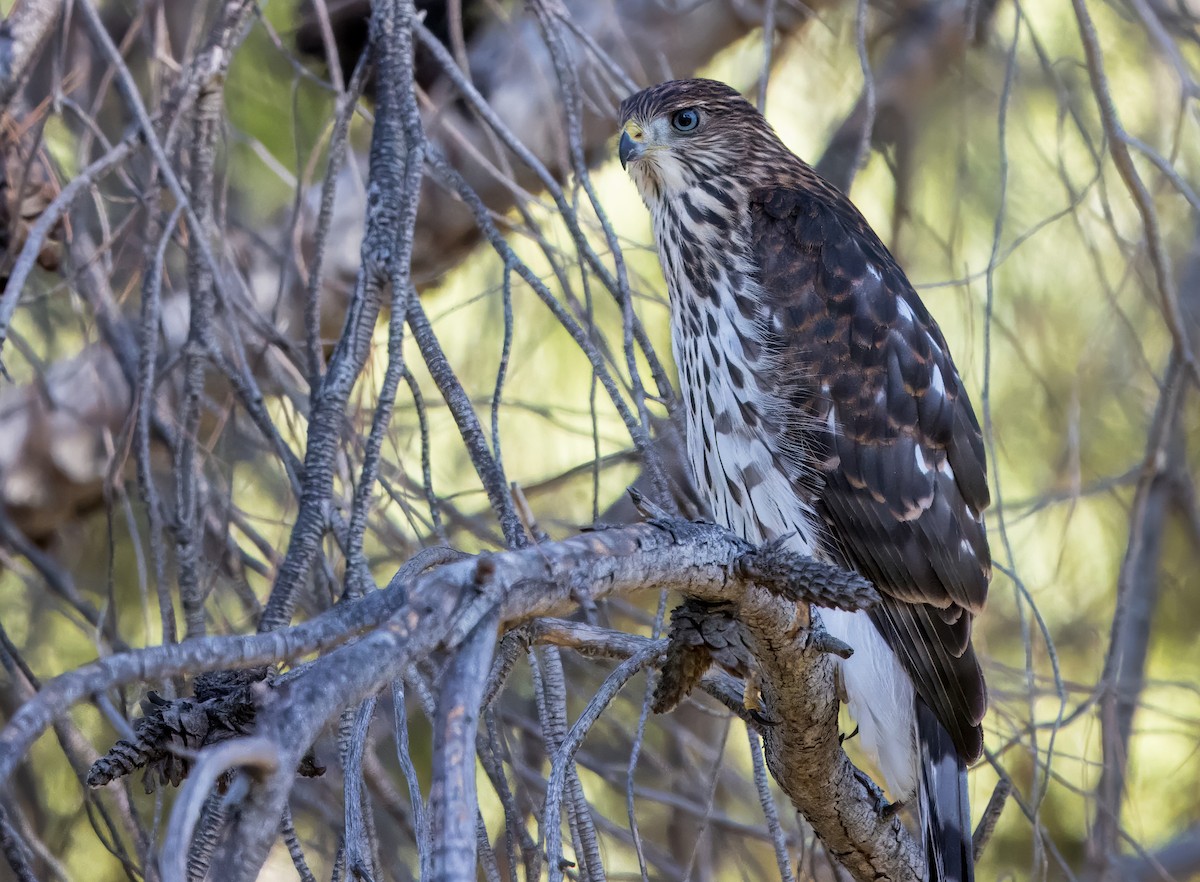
[671,108,700,132]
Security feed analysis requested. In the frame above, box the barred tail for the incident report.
[917,698,974,882]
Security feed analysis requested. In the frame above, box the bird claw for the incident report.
[748,707,781,727]
[628,487,671,521]
[742,675,780,726]
[851,766,891,814]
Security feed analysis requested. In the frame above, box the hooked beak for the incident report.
[619,121,645,169]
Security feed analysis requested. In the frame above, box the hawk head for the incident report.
[618,79,780,198]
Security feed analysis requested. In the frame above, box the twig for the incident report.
[407,297,526,549]
[391,679,431,871]
[280,805,318,882]
[342,698,380,881]
[175,62,225,639]
[543,645,661,882]
[748,728,796,882]
[160,737,282,882]
[0,803,38,882]
[972,777,1011,863]
[1092,352,1191,864]
[0,137,137,362]
[1071,0,1200,385]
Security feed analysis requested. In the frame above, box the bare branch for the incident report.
[429,613,498,881]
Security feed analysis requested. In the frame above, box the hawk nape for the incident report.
[619,79,989,882]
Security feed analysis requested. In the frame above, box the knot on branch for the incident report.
[736,539,879,611]
[652,597,782,729]
[652,599,758,716]
[87,667,325,792]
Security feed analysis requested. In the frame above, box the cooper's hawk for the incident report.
[619,79,989,882]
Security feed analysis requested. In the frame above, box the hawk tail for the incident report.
[917,697,974,882]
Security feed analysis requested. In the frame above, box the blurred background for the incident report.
[0,0,1197,879]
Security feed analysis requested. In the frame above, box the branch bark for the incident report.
[429,611,498,881]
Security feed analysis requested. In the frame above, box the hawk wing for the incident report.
[748,180,990,762]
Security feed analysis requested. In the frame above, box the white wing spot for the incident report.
[914,445,931,475]
[930,364,946,396]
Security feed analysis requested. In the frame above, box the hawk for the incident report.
[619,79,989,882]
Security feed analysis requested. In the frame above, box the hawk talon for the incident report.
[740,673,779,725]
[748,707,780,727]
[851,766,890,814]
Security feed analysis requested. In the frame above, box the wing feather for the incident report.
[748,179,990,762]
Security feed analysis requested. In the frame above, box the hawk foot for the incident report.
[747,704,781,727]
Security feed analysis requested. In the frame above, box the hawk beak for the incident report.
[619,122,645,169]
